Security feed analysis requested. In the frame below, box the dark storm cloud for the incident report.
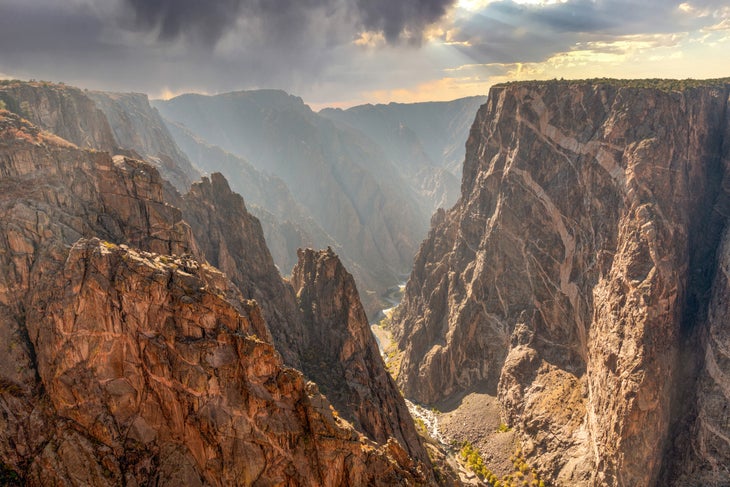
[0,0,727,105]
[119,0,457,46]
[122,0,245,45]
[355,0,458,43]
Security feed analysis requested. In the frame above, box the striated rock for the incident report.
[291,248,430,466]
[393,79,730,485]
[0,109,435,485]
[670,225,730,485]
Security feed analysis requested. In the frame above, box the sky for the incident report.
[0,0,729,108]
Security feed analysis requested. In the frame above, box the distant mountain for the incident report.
[154,90,432,315]
[163,119,334,273]
[320,96,486,211]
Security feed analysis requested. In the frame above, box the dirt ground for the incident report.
[435,392,517,478]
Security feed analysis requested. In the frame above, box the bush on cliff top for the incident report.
[495,77,730,92]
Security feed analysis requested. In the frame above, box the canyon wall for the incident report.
[87,91,202,191]
[393,79,730,485]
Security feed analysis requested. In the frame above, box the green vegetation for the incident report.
[460,441,495,482]
[497,422,511,433]
[414,417,428,436]
[458,442,548,487]
[495,77,730,92]
[0,99,6,111]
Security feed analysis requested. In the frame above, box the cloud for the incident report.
[118,0,457,46]
[441,0,727,67]
[121,0,246,45]
[355,0,458,43]
[0,0,727,108]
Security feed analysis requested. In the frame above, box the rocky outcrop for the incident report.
[87,91,201,191]
[0,82,200,192]
[393,79,730,485]
[173,175,432,469]
[0,109,433,485]
[24,239,428,486]
[174,173,305,369]
[291,248,430,466]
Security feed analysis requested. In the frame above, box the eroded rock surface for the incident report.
[393,79,730,485]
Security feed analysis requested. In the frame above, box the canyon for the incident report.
[1,77,730,486]
[153,92,483,315]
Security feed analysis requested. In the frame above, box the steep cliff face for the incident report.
[0,109,433,485]
[24,239,428,486]
[173,173,305,369]
[291,248,430,466]
[173,175,431,468]
[0,82,200,192]
[87,91,201,191]
[670,225,730,485]
[393,80,730,485]
[0,81,117,152]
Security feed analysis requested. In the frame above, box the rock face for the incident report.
[670,225,730,485]
[0,82,200,192]
[0,108,433,485]
[173,173,305,369]
[393,79,730,485]
[0,81,117,152]
[291,248,429,465]
[173,175,431,468]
